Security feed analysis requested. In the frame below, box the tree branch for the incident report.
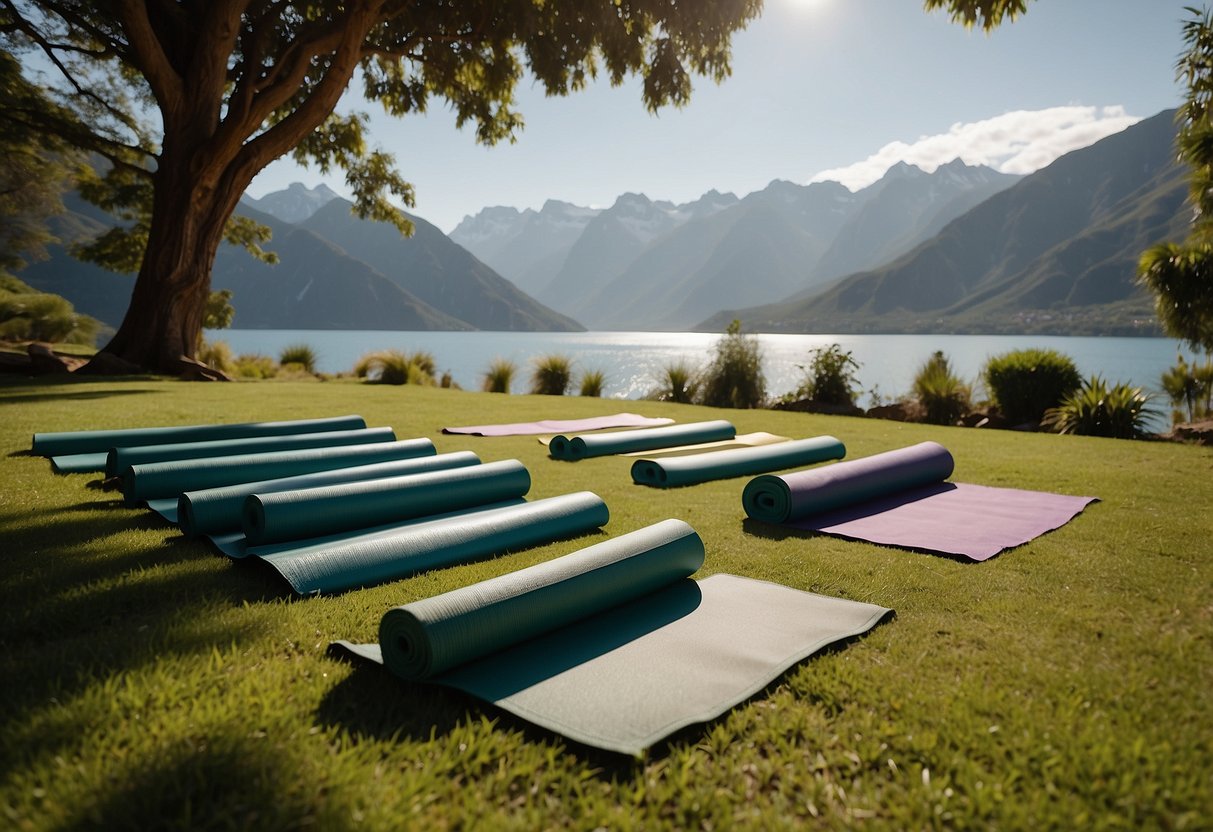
[114,0,185,117]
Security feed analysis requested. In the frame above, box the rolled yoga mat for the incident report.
[548,420,736,461]
[33,415,367,474]
[631,435,845,488]
[742,441,1097,561]
[241,459,532,545]
[106,426,396,478]
[742,441,955,523]
[244,491,611,593]
[123,438,435,507]
[172,451,481,534]
[331,518,893,755]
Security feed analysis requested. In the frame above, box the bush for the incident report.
[579,369,606,397]
[984,348,1082,425]
[1043,375,1157,439]
[792,343,859,406]
[232,353,277,379]
[197,339,235,376]
[1161,354,1213,423]
[699,320,766,409]
[353,349,435,385]
[530,354,573,395]
[648,360,700,403]
[279,343,318,374]
[0,279,101,345]
[912,350,971,425]
[481,358,516,393]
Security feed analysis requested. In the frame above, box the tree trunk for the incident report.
[83,160,239,377]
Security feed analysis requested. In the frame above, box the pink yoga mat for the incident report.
[744,442,1097,561]
[786,481,1096,561]
[442,413,673,437]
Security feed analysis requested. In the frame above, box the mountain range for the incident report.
[19,188,580,333]
[16,108,1186,339]
[701,107,1185,335]
[453,159,1022,330]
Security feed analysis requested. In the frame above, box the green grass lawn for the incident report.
[1,375,1210,829]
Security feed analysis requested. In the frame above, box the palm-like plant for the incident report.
[481,357,516,393]
[530,354,573,395]
[912,350,970,425]
[279,343,318,374]
[578,369,606,397]
[1043,375,1157,439]
[648,360,700,403]
[353,349,435,385]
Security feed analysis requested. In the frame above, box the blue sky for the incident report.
[247,0,1195,232]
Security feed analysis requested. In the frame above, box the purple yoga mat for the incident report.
[744,442,1097,561]
[442,413,674,437]
[786,481,1096,561]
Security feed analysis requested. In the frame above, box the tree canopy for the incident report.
[1137,5,1213,355]
[0,0,763,373]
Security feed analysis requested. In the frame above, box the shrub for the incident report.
[579,369,606,397]
[912,350,971,425]
[353,349,435,385]
[793,343,860,406]
[1043,375,1158,439]
[232,353,277,379]
[481,358,516,393]
[1161,354,1213,423]
[648,360,700,403]
[0,281,101,345]
[699,320,766,409]
[530,354,573,395]
[197,339,235,376]
[983,348,1082,425]
[279,343,318,374]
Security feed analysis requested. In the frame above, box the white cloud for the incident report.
[809,105,1142,190]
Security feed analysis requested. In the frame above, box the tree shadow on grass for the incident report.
[0,386,162,405]
[0,496,293,764]
[53,733,353,831]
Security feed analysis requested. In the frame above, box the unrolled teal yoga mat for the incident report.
[548,420,736,461]
[246,492,610,593]
[331,519,893,754]
[122,438,435,506]
[742,441,954,523]
[105,427,395,478]
[170,451,481,534]
[33,415,367,474]
[631,435,845,488]
[242,459,531,545]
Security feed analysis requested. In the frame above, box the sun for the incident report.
[784,0,832,11]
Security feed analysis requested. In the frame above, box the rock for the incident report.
[27,343,86,374]
[1169,420,1213,445]
[865,401,922,422]
[773,398,865,417]
[76,351,146,376]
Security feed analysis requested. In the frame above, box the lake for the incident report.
[207,329,1187,405]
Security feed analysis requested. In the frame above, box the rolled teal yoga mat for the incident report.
[331,519,893,754]
[171,451,481,534]
[33,415,367,474]
[105,427,395,478]
[631,435,845,488]
[242,459,531,545]
[548,420,735,461]
[742,441,954,523]
[123,438,435,506]
[249,492,610,593]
